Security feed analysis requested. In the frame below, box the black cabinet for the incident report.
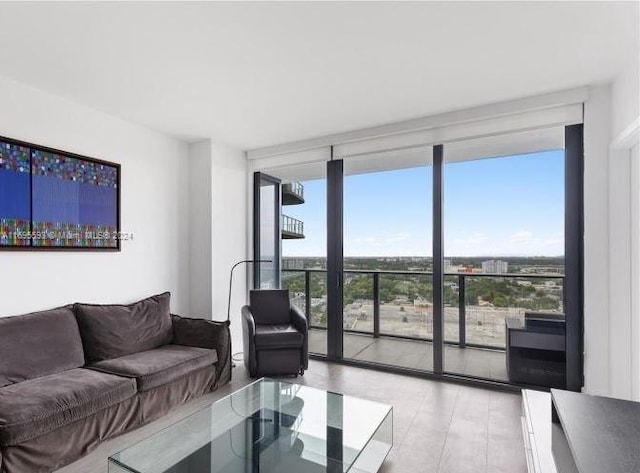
[506,312,566,388]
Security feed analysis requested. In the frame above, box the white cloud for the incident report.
[446,229,563,257]
[345,232,431,256]
[353,232,411,247]
[509,230,533,243]
[453,233,489,245]
[509,230,562,248]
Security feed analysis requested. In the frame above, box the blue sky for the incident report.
[282,150,564,257]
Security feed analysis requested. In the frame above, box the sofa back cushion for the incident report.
[0,306,85,387]
[74,292,173,363]
[249,289,291,325]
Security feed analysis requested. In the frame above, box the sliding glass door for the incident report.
[253,172,281,289]
[340,149,434,371]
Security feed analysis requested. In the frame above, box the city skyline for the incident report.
[283,149,565,258]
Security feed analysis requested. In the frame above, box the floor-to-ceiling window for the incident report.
[341,149,434,371]
[443,130,566,382]
[253,122,583,389]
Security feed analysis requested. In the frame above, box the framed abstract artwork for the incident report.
[0,136,121,250]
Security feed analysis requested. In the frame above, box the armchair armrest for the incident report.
[290,305,308,334]
[290,305,309,370]
[171,315,231,388]
[241,306,258,376]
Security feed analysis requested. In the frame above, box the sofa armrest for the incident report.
[171,315,231,388]
[290,305,309,370]
[241,306,257,376]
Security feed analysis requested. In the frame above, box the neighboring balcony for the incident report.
[282,268,565,382]
[282,215,305,239]
[282,181,305,205]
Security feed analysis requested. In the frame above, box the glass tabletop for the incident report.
[108,378,393,473]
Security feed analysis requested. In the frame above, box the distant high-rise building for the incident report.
[444,259,452,271]
[482,259,508,274]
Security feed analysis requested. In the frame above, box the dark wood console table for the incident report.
[551,389,640,473]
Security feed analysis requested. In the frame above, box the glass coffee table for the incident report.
[108,378,393,473]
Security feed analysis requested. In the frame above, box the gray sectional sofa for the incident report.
[0,292,231,473]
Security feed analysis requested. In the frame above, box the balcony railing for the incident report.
[282,182,305,205]
[282,215,305,239]
[282,268,565,350]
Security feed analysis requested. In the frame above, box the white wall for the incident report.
[631,144,640,401]
[583,53,640,399]
[611,55,640,140]
[0,76,250,351]
[188,140,213,317]
[0,75,190,315]
[607,55,640,400]
[608,143,633,399]
[211,143,247,352]
[187,140,248,352]
[568,86,612,396]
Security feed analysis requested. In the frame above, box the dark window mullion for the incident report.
[274,177,281,289]
[565,124,584,392]
[327,158,344,360]
[253,172,261,289]
[433,144,444,374]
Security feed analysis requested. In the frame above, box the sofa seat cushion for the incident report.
[89,345,217,392]
[0,368,136,446]
[254,324,304,349]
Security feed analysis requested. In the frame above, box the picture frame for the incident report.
[0,135,121,251]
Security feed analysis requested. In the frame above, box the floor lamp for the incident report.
[228,259,272,366]
[227,259,272,321]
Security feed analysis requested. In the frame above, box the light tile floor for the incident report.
[57,361,525,473]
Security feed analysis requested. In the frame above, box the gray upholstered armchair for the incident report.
[242,289,308,377]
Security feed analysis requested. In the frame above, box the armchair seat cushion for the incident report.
[254,324,304,349]
[0,369,136,446]
[90,345,217,392]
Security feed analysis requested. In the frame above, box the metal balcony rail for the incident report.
[283,181,304,200]
[282,215,304,236]
[282,268,565,350]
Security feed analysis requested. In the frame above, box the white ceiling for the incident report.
[0,2,637,150]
